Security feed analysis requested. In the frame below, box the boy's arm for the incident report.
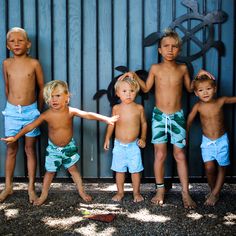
[221,96,236,104]
[72,108,119,125]
[186,103,199,134]
[104,125,115,150]
[183,64,193,93]
[137,106,147,148]
[1,115,44,144]
[35,60,44,111]
[104,107,116,150]
[2,61,9,98]
[120,66,155,93]
[186,103,199,146]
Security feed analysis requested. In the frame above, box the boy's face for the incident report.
[7,32,31,56]
[194,81,216,103]
[116,81,137,104]
[49,87,69,110]
[158,36,180,61]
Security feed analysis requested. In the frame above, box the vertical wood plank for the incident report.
[82,0,98,177]
[98,0,113,177]
[68,0,82,173]
[0,0,7,177]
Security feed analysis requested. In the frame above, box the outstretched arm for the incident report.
[1,115,44,144]
[72,108,119,125]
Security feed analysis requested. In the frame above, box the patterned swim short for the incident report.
[151,107,186,148]
[45,139,80,172]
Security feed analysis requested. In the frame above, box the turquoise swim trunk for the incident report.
[111,139,143,173]
[151,107,186,148]
[45,139,80,172]
[2,101,40,137]
[200,133,230,166]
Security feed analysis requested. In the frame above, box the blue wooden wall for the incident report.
[0,0,235,180]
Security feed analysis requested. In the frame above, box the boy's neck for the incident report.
[162,58,177,65]
[13,53,28,59]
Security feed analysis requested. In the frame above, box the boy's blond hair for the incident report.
[43,80,69,105]
[159,28,182,48]
[193,74,216,91]
[115,77,140,94]
[6,27,29,41]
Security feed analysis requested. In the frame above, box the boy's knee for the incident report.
[24,145,36,156]
[204,164,216,175]
[173,149,185,162]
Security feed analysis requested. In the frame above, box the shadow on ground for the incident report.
[0,183,236,235]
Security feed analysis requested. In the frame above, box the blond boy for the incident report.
[2,80,119,205]
[0,27,44,203]
[104,77,147,202]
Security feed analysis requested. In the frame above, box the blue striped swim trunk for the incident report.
[200,133,230,166]
[111,139,143,173]
[2,101,40,137]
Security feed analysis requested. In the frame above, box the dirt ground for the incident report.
[0,182,236,236]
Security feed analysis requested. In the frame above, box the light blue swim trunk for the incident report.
[200,133,230,166]
[111,139,144,173]
[2,101,40,137]
[151,107,186,148]
[45,139,80,172]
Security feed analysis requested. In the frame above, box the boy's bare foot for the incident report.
[133,193,144,202]
[151,187,165,206]
[182,191,197,209]
[204,193,219,206]
[112,193,124,202]
[33,193,48,206]
[0,188,13,202]
[205,192,211,199]
[79,192,92,202]
[28,190,38,204]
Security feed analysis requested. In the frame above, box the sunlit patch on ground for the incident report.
[43,216,83,228]
[128,209,171,222]
[4,208,19,219]
[187,212,203,220]
[223,213,236,225]
[74,223,116,236]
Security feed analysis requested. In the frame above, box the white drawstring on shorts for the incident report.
[164,115,172,136]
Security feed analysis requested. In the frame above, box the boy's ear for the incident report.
[214,86,217,93]
[27,41,32,49]
[194,90,199,97]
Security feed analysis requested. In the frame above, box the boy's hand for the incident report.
[106,115,119,125]
[1,136,16,144]
[196,69,215,80]
[104,140,110,150]
[118,72,137,81]
[137,139,146,148]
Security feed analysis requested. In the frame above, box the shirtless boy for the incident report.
[187,70,236,206]
[122,29,196,208]
[2,80,119,205]
[0,27,44,203]
[104,77,147,202]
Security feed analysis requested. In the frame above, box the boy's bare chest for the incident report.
[199,103,223,119]
[48,114,73,130]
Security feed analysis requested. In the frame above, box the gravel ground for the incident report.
[0,182,236,236]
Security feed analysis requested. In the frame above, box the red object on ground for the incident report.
[84,213,116,223]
